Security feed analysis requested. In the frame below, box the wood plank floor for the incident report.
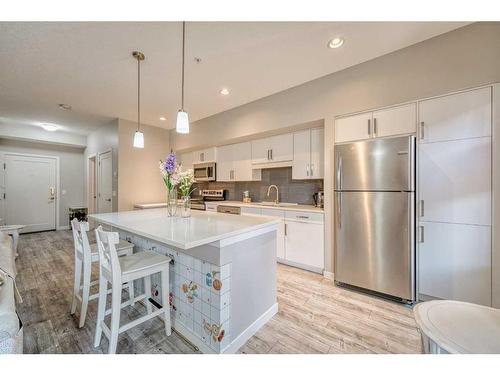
[15,230,422,354]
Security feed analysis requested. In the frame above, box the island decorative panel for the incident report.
[116,229,232,353]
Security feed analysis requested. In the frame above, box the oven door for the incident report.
[193,162,216,181]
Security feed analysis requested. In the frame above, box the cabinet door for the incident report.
[240,206,262,216]
[178,152,193,170]
[216,144,233,182]
[418,221,491,306]
[251,138,271,164]
[310,128,324,179]
[194,147,216,163]
[233,142,259,181]
[419,138,491,226]
[419,87,491,143]
[285,220,324,270]
[261,209,286,259]
[335,112,372,143]
[270,133,293,162]
[373,103,416,138]
[292,129,311,180]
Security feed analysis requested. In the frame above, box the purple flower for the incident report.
[165,152,176,174]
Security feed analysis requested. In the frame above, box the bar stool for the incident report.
[70,219,134,328]
[93,226,172,354]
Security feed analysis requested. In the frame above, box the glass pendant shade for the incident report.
[133,130,144,148]
[176,110,190,134]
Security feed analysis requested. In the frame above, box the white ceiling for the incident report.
[0,22,468,135]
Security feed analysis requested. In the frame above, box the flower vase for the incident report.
[166,189,178,217]
[181,195,191,218]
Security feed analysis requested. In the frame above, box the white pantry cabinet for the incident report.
[335,103,416,144]
[193,147,217,164]
[251,133,293,165]
[419,87,491,143]
[217,142,261,182]
[292,128,324,180]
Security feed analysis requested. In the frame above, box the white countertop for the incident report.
[134,203,168,209]
[89,208,280,250]
[212,201,324,213]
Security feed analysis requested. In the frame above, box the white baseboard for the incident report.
[323,271,334,280]
[222,302,278,354]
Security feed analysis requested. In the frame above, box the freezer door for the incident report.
[335,135,415,191]
[334,191,415,300]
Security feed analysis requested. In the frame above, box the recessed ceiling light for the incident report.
[40,123,59,132]
[219,88,230,96]
[328,37,344,49]
[159,116,166,121]
[58,103,72,110]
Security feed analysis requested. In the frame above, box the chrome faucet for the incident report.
[267,185,279,205]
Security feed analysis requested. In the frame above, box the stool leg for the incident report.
[144,275,152,315]
[161,269,171,336]
[79,260,91,328]
[127,249,135,306]
[94,275,107,348]
[108,282,122,354]
[71,257,82,315]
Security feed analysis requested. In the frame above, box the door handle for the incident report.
[420,122,425,140]
[270,149,273,160]
[284,223,287,236]
[368,119,371,136]
[49,187,56,200]
[373,118,378,136]
[267,149,270,160]
[419,225,425,243]
[419,200,425,217]
[105,198,112,202]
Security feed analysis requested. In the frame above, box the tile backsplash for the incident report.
[194,167,323,205]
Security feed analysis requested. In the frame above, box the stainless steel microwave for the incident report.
[193,162,216,181]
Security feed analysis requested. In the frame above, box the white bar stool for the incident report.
[93,226,172,354]
[70,219,134,328]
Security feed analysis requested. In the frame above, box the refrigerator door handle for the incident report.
[419,225,425,243]
[336,192,342,228]
[419,200,425,217]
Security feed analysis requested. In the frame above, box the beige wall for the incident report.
[117,119,170,211]
[170,22,500,274]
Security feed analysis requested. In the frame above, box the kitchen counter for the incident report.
[88,208,279,354]
[134,202,168,209]
[212,201,324,213]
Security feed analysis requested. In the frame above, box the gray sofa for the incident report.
[0,231,23,354]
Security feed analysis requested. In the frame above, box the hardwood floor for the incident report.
[15,230,422,354]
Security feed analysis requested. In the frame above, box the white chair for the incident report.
[93,226,172,354]
[70,219,134,328]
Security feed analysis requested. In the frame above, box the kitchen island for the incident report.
[88,208,280,354]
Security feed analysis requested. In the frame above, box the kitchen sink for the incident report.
[256,202,299,207]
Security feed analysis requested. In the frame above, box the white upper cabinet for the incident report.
[251,133,293,165]
[419,87,492,143]
[292,127,324,180]
[217,142,261,182]
[178,151,194,170]
[335,112,372,143]
[373,103,416,138]
[193,147,217,164]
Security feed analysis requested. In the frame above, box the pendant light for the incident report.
[176,21,190,134]
[132,51,145,148]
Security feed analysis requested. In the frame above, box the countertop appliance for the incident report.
[334,135,416,303]
[193,162,216,181]
[313,191,324,208]
[190,189,227,211]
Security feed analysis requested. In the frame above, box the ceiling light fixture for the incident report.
[219,88,230,96]
[176,21,190,134]
[58,103,72,110]
[328,37,344,49]
[40,123,59,132]
[159,116,166,121]
[132,51,145,148]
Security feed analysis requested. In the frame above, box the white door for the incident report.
[292,129,310,180]
[418,221,491,306]
[5,154,57,232]
[285,220,324,270]
[373,103,416,138]
[251,138,271,164]
[310,128,324,179]
[216,144,233,182]
[419,87,491,143]
[269,133,293,162]
[419,138,491,226]
[335,112,373,143]
[98,151,113,213]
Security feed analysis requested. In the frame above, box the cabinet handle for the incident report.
[368,119,371,136]
[420,122,425,140]
[419,225,425,243]
[296,215,310,220]
[419,200,425,217]
[284,223,287,236]
[267,149,270,160]
[374,118,378,136]
[270,149,273,160]
[200,152,204,162]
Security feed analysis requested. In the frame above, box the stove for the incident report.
[190,189,227,210]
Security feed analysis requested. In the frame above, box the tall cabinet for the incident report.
[418,87,492,306]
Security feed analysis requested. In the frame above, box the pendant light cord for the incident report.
[181,21,185,111]
[137,55,141,132]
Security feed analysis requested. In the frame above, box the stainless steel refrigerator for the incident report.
[334,135,416,302]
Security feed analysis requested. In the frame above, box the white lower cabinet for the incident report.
[418,221,491,306]
[240,206,324,272]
